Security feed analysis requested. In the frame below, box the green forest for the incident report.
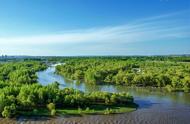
[0,60,135,118]
[56,56,190,92]
[0,56,190,118]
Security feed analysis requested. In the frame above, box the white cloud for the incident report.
[0,10,189,47]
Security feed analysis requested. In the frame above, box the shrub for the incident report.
[51,109,56,116]
[47,103,55,111]
[85,107,90,112]
[78,107,82,114]
[2,104,16,118]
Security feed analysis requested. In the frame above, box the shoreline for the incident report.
[0,103,138,122]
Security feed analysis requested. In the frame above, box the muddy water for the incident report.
[1,65,189,124]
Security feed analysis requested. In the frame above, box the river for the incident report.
[17,65,190,124]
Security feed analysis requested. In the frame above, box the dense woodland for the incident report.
[56,56,190,92]
[0,60,134,118]
[0,61,47,84]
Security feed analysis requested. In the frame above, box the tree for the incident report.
[171,77,179,88]
[123,73,134,86]
[47,103,55,111]
[110,94,117,104]
[74,70,83,80]
[0,94,6,113]
[183,76,190,88]
[157,75,171,87]
[2,104,16,118]
[51,109,56,116]
[84,70,96,84]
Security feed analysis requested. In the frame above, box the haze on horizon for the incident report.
[0,0,190,56]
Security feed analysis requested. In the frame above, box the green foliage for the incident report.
[33,109,38,115]
[0,82,133,117]
[1,56,189,118]
[104,108,114,115]
[56,57,190,91]
[47,103,55,111]
[166,85,173,92]
[0,80,134,118]
[78,107,82,114]
[85,107,90,112]
[0,61,47,84]
[51,109,56,116]
[2,104,16,118]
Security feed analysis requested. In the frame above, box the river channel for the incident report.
[33,65,190,124]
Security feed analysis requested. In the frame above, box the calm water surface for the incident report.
[5,65,189,124]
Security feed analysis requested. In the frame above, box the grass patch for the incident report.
[57,103,137,115]
[17,103,137,117]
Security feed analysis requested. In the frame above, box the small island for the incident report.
[19,88,137,116]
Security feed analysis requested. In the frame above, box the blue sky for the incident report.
[0,0,189,56]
